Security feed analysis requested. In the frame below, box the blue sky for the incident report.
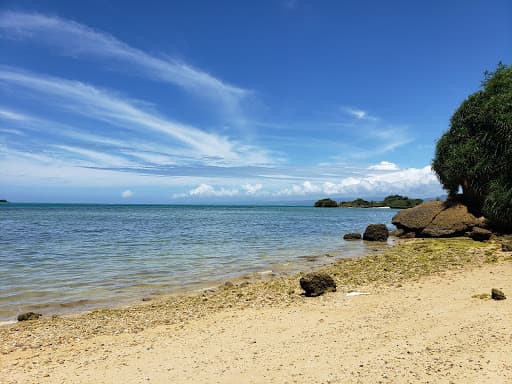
[0,1,511,203]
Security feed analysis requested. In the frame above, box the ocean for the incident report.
[0,204,398,322]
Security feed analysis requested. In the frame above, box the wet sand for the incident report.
[2,238,511,383]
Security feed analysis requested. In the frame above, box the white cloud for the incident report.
[56,145,136,168]
[368,161,399,171]
[0,144,243,188]
[0,68,274,166]
[189,183,239,197]
[242,183,263,194]
[0,109,29,121]
[0,11,249,117]
[275,180,322,196]
[275,166,442,197]
[121,189,133,198]
[0,127,24,136]
[342,106,377,121]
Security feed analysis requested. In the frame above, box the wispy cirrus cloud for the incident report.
[0,11,249,119]
[0,68,274,167]
[342,106,378,121]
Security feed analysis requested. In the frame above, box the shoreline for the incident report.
[0,238,512,384]
[0,238,394,324]
[2,236,511,383]
[1,237,506,350]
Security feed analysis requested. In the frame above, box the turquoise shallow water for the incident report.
[0,204,398,321]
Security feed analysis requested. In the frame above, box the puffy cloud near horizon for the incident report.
[274,166,442,197]
[121,189,134,198]
[189,184,239,197]
[242,183,263,194]
[368,161,400,171]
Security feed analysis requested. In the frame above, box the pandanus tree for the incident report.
[432,63,512,231]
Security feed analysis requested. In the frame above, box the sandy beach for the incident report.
[2,238,512,383]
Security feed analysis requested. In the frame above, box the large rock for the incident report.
[391,200,445,232]
[299,273,336,297]
[392,200,445,232]
[363,224,389,242]
[421,204,478,237]
[468,227,492,241]
[343,232,362,240]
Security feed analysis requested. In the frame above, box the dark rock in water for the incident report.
[421,204,478,237]
[141,297,152,302]
[299,273,336,297]
[363,224,389,242]
[392,200,445,232]
[491,288,506,300]
[17,312,42,321]
[502,242,512,252]
[343,232,362,240]
[468,227,492,241]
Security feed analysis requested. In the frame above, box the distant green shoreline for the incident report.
[315,195,423,209]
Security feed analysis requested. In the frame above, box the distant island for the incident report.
[0,199,8,203]
[314,195,423,209]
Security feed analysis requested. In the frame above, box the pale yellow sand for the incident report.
[2,240,512,383]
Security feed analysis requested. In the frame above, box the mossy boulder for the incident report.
[299,273,336,297]
[363,224,389,242]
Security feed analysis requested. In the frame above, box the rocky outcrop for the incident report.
[363,224,389,242]
[392,200,445,231]
[299,273,336,297]
[343,232,362,240]
[392,200,486,238]
[17,312,42,321]
[421,204,479,237]
[467,227,492,241]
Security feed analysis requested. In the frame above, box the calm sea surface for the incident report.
[0,204,398,321]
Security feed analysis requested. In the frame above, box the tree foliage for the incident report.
[314,198,338,207]
[432,63,512,230]
[383,195,423,209]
